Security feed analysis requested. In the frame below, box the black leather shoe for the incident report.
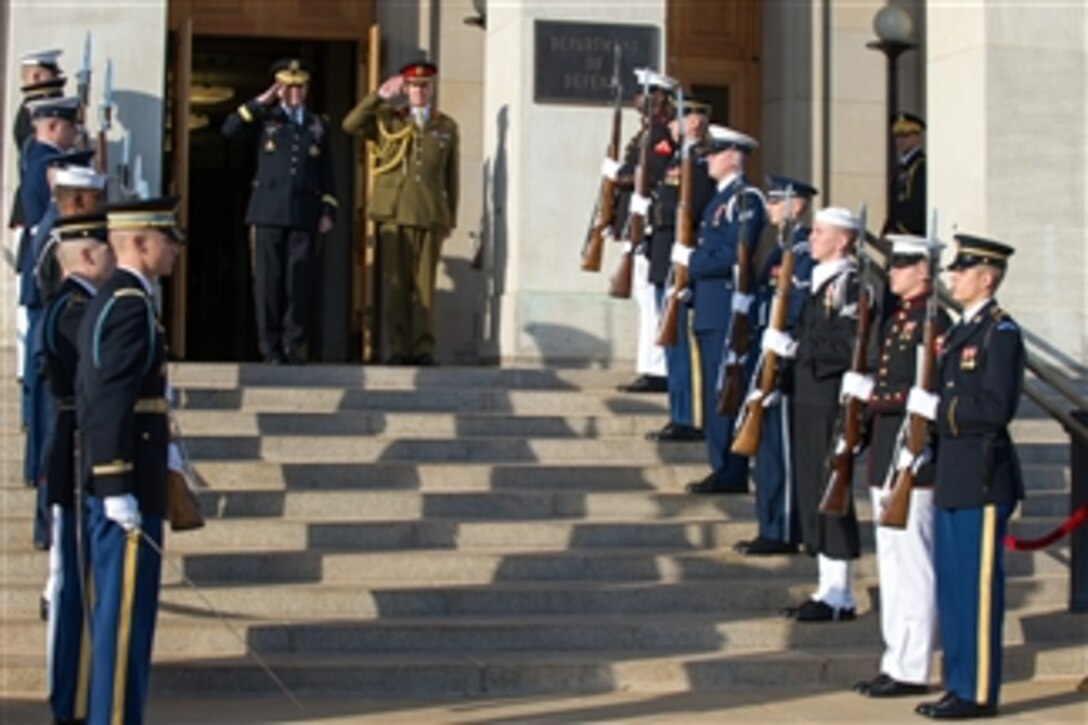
[738,537,801,556]
[855,673,928,698]
[39,595,48,622]
[413,353,435,366]
[647,423,704,442]
[791,599,856,622]
[386,354,409,365]
[617,375,667,393]
[916,694,996,719]
[263,352,285,365]
[686,476,747,495]
[284,348,306,365]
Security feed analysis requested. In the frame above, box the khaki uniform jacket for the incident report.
[342,93,459,230]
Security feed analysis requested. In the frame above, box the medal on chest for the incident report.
[960,345,977,371]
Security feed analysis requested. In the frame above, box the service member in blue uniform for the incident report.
[772,207,873,621]
[222,58,337,364]
[40,211,115,724]
[907,236,1024,720]
[9,49,65,232]
[882,112,926,236]
[19,95,80,549]
[645,97,715,442]
[671,124,764,494]
[846,234,951,697]
[733,175,816,555]
[76,196,182,725]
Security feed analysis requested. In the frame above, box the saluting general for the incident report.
[76,197,182,724]
[342,60,459,366]
[222,58,338,365]
[908,236,1024,720]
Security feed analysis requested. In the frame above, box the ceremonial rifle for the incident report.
[819,203,872,516]
[607,70,653,299]
[716,194,753,416]
[731,186,794,457]
[581,44,623,273]
[94,58,113,177]
[655,89,691,347]
[76,32,93,150]
[880,209,941,528]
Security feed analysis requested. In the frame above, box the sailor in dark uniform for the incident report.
[222,58,337,364]
[645,96,715,441]
[848,234,951,697]
[77,197,182,724]
[882,112,926,236]
[909,236,1024,720]
[40,211,115,724]
[673,125,764,494]
[733,175,817,555]
[773,207,874,621]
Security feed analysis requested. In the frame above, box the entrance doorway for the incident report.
[179,36,358,362]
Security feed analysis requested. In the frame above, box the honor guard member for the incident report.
[845,235,950,697]
[9,51,66,234]
[342,60,459,365]
[40,211,115,723]
[909,237,1023,720]
[672,125,764,494]
[77,196,183,725]
[19,96,80,548]
[882,112,926,236]
[645,97,714,439]
[616,69,675,393]
[222,58,337,365]
[733,175,817,555]
[772,207,872,621]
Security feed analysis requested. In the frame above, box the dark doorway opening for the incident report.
[184,35,358,362]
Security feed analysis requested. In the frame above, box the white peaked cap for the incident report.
[21,49,62,66]
[54,166,107,190]
[815,206,860,231]
[887,234,938,256]
[707,124,759,152]
[633,68,677,92]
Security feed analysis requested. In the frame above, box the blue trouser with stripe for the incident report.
[85,497,163,725]
[934,503,1013,707]
[655,285,699,429]
[697,328,749,489]
[47,504,90,722]
[753,394,801,543]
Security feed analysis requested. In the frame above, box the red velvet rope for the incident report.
[1004,504,1088,551]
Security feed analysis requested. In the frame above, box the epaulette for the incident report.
[991,307,1018,333]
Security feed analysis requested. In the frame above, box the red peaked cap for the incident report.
[400,61,438,81]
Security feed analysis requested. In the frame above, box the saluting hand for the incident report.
[378,74,405,100]
[257,82,283,106]
[319,215,334,235]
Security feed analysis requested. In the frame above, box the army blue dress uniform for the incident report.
[222,58,337,364]
[41,212,109,724]
[739,175,817,553]
[686,129,765,492]
[915,236,1024,720]
[648,101,715,440]
[77,198,181,725]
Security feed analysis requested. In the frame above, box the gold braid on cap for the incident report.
[369,116,414,177]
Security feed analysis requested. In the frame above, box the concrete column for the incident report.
[482,1,665,366]
[928,1,1086,370]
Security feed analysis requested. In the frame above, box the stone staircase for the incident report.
[0,363,1082,699]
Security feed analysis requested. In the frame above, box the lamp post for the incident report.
[866,4,918,214]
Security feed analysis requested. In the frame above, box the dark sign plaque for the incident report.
[534,20,660,106]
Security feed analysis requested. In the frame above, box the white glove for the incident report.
[628,193,651,217]
[840,371,875,402]
[762,390,782,408]
[104,494,142,531]
[620,240,634,255]
[670,245,693,267]
[761,328,797,359]
[907,387,940,421]
[896,446,933,474]
[168,442,184,473]
[676,287,693,303]
[731,291,754,315]
[600,157,622,181]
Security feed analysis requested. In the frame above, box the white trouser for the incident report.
[814,553,854,609]
[15,271,27,380]
[633,254,665,376]
[871,486,937,684]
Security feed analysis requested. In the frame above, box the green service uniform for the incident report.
[343,94,459,362]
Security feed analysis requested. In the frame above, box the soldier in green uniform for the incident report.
[342,60,460,365]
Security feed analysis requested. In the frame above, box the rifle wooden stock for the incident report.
[819,280,873,517]
[880,300,938,528]
[656,141,694,347]
[609,112,652,299]
[94,130,108,176]
[582,98,623,273]
[731,247,795,457]
[717,242,751,415]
